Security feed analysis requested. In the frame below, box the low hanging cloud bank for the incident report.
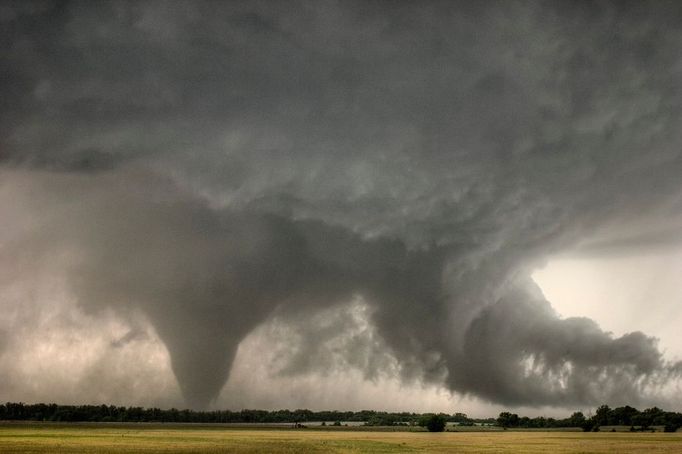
[2,1,682,409]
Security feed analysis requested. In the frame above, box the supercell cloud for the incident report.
[1,1,682,410]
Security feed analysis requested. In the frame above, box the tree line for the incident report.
[497,405,682,432]
[0,402,680,432]
[0,403,462,425]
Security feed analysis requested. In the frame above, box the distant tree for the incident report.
[644,407,665,426]
[611,406,639,426]
[497,412,519,429]
[663,412,682,432]
[419,414,447,432]
[632,408,653,430]
[365,413,400,426]
[452,412,475,426]
[567,411,586,428]
[593,404,612,428]
[581,421,595,432]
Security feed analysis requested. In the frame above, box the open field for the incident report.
[0,423,681,453]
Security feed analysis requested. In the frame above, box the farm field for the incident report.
[0,423,681,453]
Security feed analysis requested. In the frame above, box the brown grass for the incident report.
[0,423,680,453]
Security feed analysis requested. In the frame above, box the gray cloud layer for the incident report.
[2,1,682,409]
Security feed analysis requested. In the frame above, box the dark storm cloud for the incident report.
[2,0,682,408]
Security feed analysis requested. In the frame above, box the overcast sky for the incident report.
[2,0,682,416]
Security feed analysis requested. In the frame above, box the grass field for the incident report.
[0,423,680,453]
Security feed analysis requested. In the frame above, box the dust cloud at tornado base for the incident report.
[1,1,682,410]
